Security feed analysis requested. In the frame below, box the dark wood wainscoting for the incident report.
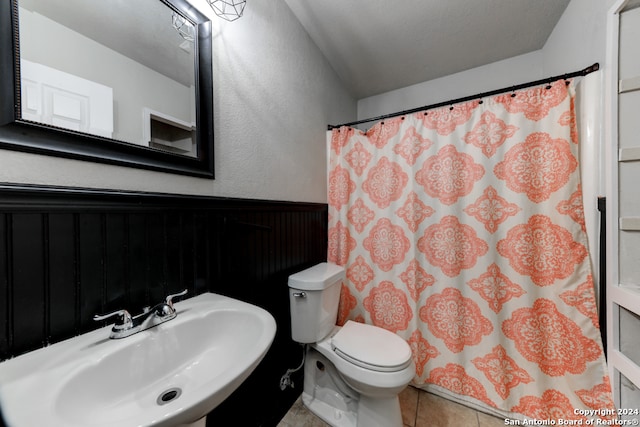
[0,184,327,427]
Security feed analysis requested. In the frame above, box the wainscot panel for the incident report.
[0,184,327,427]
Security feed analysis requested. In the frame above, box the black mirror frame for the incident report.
[0,0,214,178]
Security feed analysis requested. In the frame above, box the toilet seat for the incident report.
[331,321,412,372]
[312,328,415,393]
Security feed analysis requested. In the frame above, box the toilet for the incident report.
[288,263,415,427]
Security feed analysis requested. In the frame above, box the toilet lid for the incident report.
[331,321,412,372]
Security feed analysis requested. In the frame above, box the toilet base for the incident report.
[357,395,402,427]
[302,391,358,427]
[302,348,403,427]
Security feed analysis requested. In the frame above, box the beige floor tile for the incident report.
[277,388,504,427]
[478,411,506,427]
[399,385,420,427]
[277,397,303,427]
[415,392,479,427]
[277,413,295,427]
[291,411,332,427]
[276,396,331,427]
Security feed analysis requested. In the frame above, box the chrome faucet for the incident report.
[94,289,188,339]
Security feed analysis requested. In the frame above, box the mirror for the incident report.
[0,0,214,178]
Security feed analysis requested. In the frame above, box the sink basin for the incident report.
[0,292,276,427]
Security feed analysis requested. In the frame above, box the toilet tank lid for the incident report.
[288,262,345,290]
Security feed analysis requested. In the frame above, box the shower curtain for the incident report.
[327,80,615,421]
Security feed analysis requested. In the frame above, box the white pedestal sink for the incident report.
[0,293,276,427]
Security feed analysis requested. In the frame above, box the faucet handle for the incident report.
[93,309,133,331]
[165,289,188,309]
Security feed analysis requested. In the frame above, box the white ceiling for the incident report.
[284,0,571,99]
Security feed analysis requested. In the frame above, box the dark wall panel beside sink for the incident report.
[0,184,327,427]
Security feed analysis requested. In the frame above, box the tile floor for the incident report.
[277,385,505,427]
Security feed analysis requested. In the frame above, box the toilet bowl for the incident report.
[288,263,415,427]
[304,322,415,427]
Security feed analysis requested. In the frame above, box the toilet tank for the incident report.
[288,262,345,343]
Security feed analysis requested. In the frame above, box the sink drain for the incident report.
[157,387,182,405]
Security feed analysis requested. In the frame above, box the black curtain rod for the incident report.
[327,62,600,130]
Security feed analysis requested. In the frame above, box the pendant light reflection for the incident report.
[171,12,195,42]
[206,0,247,22]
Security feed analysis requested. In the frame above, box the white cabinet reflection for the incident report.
[21,59,114,139]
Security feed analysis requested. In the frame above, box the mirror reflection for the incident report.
[18,0,198,157]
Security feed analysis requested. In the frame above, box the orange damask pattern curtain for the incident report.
[326,80,615,422]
